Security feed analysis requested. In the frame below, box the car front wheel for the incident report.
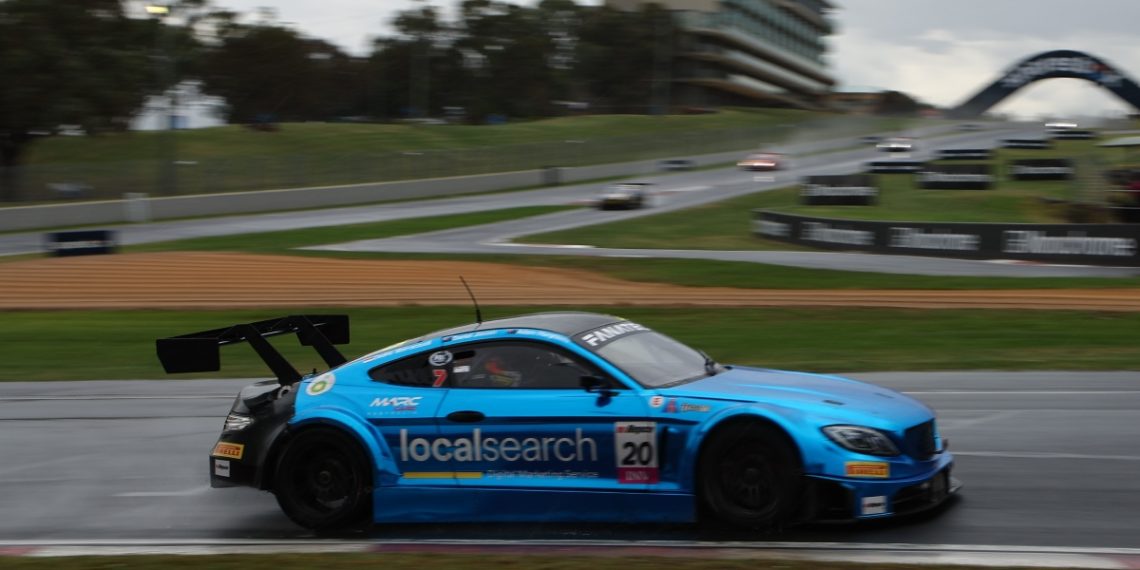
[699,423,801,530]
[274,427,372,530]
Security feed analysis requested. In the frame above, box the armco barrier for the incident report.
[0,150,749,232]
[753,210,1140,266]
[0,123,974,233]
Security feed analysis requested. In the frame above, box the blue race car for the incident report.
[156,312,958,531]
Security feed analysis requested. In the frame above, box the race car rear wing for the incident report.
[156,315,350,386]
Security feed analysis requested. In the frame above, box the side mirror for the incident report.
[580,375,617,396]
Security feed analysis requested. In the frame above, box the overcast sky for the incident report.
[213,0,1140,119]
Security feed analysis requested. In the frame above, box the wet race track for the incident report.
[1,372,1137,549]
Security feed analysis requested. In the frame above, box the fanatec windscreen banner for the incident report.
[917,164,994,190]
[800,174,878,206]
[1008,159,1074,181]
[753,211,1140,266]
[937,148,992,160]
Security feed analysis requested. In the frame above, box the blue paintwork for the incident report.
[289,315,954,523]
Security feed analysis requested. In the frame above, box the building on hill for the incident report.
[607,0,836,111]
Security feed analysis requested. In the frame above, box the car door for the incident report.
[365,349,454,487]
[429,340,660,491]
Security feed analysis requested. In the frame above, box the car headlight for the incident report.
[822,425,900,457]
[223,412,253,433]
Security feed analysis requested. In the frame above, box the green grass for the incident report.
[0,553,1052,570]
[522,181,1068,250]
[95,206,1140,290]
[525,141,1105,251]
[12,111,921,201]
[25,111,912,164]
[7,204,1126,297]
[6,307,1139,381]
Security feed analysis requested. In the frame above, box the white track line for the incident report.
[1,539,1138,568]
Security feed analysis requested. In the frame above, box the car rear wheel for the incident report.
[274,427,372,530]
[699,423,801,530]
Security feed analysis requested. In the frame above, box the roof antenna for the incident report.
[459,276,483,325]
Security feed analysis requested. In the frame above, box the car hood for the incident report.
[661,366,933,426]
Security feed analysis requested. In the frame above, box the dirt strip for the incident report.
[2,251,1139,310]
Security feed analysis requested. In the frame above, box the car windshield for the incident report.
[594,330,713,387]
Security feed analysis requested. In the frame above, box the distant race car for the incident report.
[1045,121,1077,130]
[596,182,652,210]
[158,312,959,531]
[876,137,916,152]
[659,158,695,171]
[737,152,784,171]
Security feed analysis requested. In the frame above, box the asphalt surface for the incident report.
[1,372,1138,548]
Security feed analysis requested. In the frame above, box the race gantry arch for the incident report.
[949,50,1140,118]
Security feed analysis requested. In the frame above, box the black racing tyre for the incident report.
[273,427,372,530]
[698,423,802,530]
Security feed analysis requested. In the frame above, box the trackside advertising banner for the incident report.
[1008,159,1074,181]
[917,164,994,190]
[800,174,878,206]
[937,148,992,160]
[1002,138,1051,149]
[44,230,117,257]
[865,160,924,174]
[1050,129,1097,140]
[753,211,1140,266]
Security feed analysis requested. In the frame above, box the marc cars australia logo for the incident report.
[371,396,422,412]
[305,373,336,396]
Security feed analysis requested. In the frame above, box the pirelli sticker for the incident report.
[845,461,889,478]
[212,442,245,460]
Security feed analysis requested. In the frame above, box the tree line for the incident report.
[0,0,677,198]
[1,0,674,137]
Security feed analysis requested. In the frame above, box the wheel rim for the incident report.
[303,452,352,511]
[716,446,778,514]
[287,442,361,516]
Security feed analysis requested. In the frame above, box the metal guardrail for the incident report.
[3,123,831,204]
[0,120,958,232]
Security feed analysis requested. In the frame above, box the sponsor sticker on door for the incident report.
[614,421,659,484]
